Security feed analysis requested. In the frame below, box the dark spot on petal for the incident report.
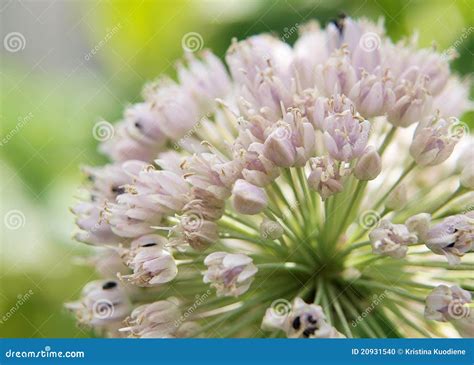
[307,315,317,324]
[135,121,142,129]
[331,13,346,35]
[446,242,456,248]
[142,243,157,247]
[102,281,117,290]
[292,316,301,330]
[111,186,125,195]
[303,327,317,338]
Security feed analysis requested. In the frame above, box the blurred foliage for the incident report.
[0,0,472,337]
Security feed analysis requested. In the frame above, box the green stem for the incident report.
[355,279,424,302]
[338,294,377,338]
[378,126,397,156]
[431,185,467,217]
[327,284,353,338]
[257,262,313,275]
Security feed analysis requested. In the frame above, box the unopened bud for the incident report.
[232,179,268,215]
[386,184,407,211]
[260,217,284,240]
[354,146,382,180]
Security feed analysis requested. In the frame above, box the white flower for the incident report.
[120,297,180,338]
[119,235,177,287]
[426,213,474,265]
[65,280,131,328]
[307,156,348,200]
[369,220,417,258]
[232,179,268,215]
[425,285,471,322]
[262,297,345,338]
[323,110,371,162]
[409,115,461,166]
[203,252,258,297]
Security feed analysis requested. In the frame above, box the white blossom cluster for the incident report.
[67,16,473,338]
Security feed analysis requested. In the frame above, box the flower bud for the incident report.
[262,297,345,338]
[263,125,296,167]
[385,183,407,210]
[409,115,461,166]
[323,110,370,162]
[426,212,474,266]
[232,179,268,215]
[307,156,348,200]
[260,217,284,240]
[119,235,178,287]
[405,213,431,242]
[425,285,471,322]
[354,146,382,180]
[369,220,417,258]
[460,165,474,189]
[120,297,181,338]
[65,280,131,328]
[203,252,258,297]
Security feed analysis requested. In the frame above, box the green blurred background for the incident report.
[0,0,472,337]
